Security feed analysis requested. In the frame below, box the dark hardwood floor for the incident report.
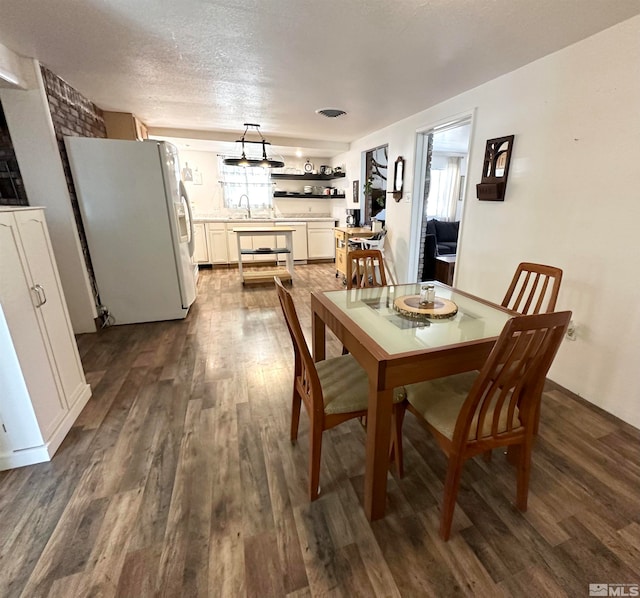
[1,263,639,597]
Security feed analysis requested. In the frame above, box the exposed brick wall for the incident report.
[417,134,434,281]
[0,101,29,206]
[40,65,107,303]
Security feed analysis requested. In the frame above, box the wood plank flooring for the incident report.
[1,263,639,597]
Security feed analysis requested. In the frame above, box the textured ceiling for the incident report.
[1,0,639,149]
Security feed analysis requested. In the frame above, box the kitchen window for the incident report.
[218,157,272,211]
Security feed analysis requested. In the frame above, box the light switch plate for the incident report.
[404,192,411,203]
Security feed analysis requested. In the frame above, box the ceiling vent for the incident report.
[316,108,347,118]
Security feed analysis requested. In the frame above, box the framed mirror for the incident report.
[392,156,404,201]
[363,145,388,225]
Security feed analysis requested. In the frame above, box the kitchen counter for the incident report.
[191,218,338,264]
[193,215,338,223]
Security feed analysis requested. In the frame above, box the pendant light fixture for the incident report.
[223,123,285,168]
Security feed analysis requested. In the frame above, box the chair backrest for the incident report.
[453,310,571,446]
[274,277,324,417]
[362,228,386,251]
[346,249,387,289]
[502,262,563,315]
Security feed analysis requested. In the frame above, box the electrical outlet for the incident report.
[566,320,577,341]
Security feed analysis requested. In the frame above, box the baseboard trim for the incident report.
[0,383,92,471]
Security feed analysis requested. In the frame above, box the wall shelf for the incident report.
[240,247,291,255]
[274,192,345,199]
[271,173,345,181]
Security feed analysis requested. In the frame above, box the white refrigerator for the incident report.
[65,137,197,325]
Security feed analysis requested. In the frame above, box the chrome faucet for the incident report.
[238,194,251,219]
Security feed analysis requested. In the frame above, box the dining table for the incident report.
[311,281,515,521]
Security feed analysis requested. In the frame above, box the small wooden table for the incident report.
[435,255,456,286]
[234,227,295,284]
[334,227,376,278]
[311,282,515,521]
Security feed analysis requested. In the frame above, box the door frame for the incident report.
[407,109,476,281]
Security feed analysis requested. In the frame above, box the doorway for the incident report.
[362,144,388,226]
[413,118,471,281]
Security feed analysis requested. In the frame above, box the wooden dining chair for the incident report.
[502,262,563,315]
[274,277,406,499]
[346,249,387,289]
[402,309,571,540]
[500,262,563,438]
[343,248,388,356]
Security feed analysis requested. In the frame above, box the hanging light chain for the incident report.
[224,123,284,168]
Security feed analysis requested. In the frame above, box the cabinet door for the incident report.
[0,304,44,452]
[307,226,335,259]
[0,213,66,440]
[227,224,276,263]
[276,223,308,260]
[207,224,229,264]
[252,227,276,262]
[335,246,348,276]
[14,211,87,410]
[227,225,254,262]
[193,223,209,263]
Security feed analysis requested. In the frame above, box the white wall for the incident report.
[179,150,223,215]
[337,15,640,428]
[0,59,97,333]
[183,150,346,219]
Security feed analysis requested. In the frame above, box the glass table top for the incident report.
[321,282,512,356]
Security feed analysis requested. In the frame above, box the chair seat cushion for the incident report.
[437,242,457,255]
[316,355,405,415]
[405,371,520,440]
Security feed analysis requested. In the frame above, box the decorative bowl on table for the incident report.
[393,295,458,320]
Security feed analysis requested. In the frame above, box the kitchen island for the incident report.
[233,226,295,284]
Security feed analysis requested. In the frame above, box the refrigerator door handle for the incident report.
[180,180,196,258]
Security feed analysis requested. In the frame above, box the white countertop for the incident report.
[193,215,337,223]
[232,226,297,232]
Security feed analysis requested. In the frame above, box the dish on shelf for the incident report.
[270,172,346,180]
[273,191,346,198]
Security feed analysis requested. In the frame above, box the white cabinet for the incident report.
[276,221,308,261]
[193,223,209,264]
[0,208,92,470]
[227,223,254,263]
[249,223,276,263]
[192,219,335,263]
[194,222,228,265]
[206,223,229,264]
[307,221,336,259]
[227,222,275,263]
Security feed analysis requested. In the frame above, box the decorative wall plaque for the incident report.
[476,135,514,201]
